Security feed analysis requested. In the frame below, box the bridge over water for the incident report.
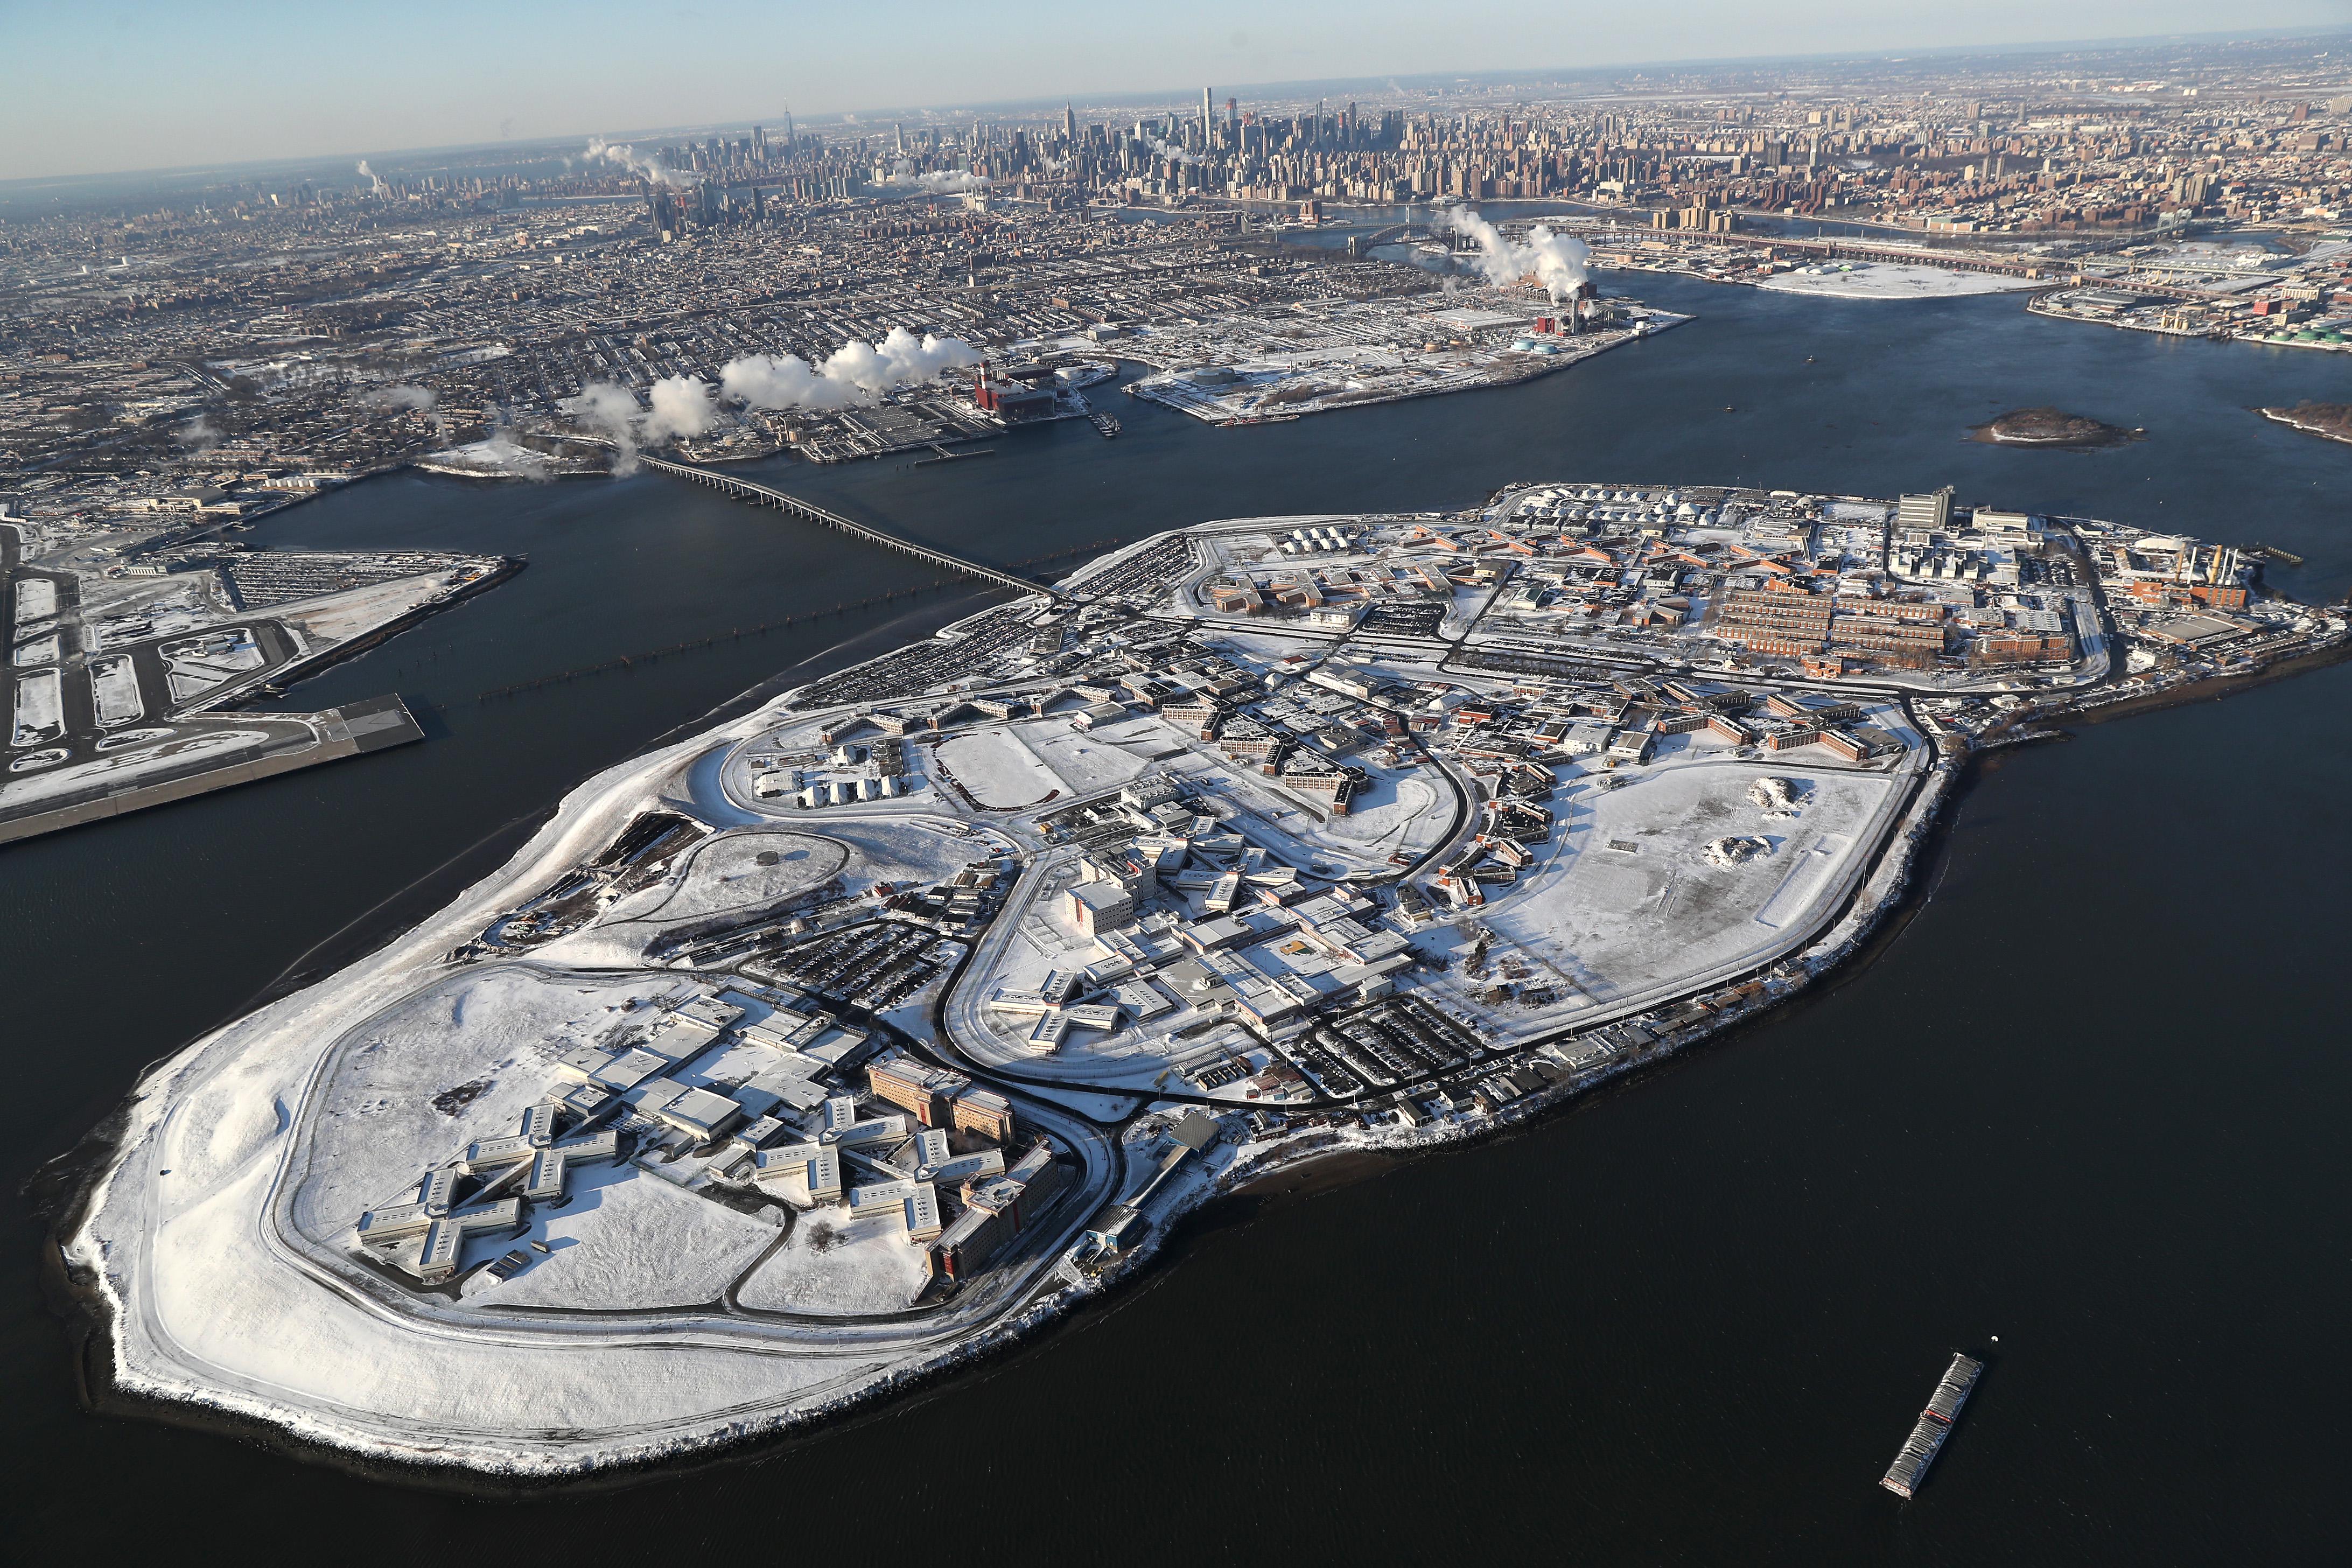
[636,454,1067,601]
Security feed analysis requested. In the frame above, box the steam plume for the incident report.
[559,377,714,472]
[586,137,686,186]
[1441,208,1590,301]
[360,384,437,412]
[561,381,648,473]
[719,328,983,411]
[356,159,389,196]
[877,158,986,198]
[643,375,715,440]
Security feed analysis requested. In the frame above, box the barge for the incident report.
[1880,1352,1985,1497]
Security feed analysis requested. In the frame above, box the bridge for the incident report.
[635,453,1068,601]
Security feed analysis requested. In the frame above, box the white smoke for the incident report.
[876,158,986,199]
[719,327,983,411]
[1144,135,1200,166]
[356,159,389,196]
[559,376,714,472]
[179,416,220,451]
[586,136,685,186]
[360,384,436,413]
[1441,208,1591,302]
[561,381,648,473]
[643,374,715,440]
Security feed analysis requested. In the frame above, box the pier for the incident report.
[637,454,1067,601]
[1880,1352,1985,1497]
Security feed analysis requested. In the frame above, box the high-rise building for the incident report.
[1063,102,1076,144]
[1203,86,1214,135]
[1896,489,1954,533]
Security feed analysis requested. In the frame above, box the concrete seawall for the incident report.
[0,695,423,846]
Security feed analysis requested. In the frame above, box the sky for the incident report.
[1,0,2346,183]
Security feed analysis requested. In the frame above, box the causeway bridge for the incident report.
[635,453,1066,601]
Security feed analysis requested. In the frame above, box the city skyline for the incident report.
[3,1,2347,183]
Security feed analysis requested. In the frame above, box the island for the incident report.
[1970,406,2140,447]
[58,475,2348,1475]
[2257,401,2352,446]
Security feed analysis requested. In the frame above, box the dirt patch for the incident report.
[431,1079,492,1116]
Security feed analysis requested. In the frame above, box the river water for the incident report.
[9,274,2349,1563]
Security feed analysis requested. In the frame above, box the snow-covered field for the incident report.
[735,1210,932,1315]
[14,577,57,621]
[11,667,65,745]
[601,830,850,927]
[1759,263,2039,299]
[275,571,469,644]
[935,726,1063,807]
[90,655,143,726]
[1418,751,1912,1039]
[460,1162,783,1312]
[1019,721,1152,799]
[12,631,60,666]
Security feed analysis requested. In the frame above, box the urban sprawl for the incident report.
[33,29,2352,1475]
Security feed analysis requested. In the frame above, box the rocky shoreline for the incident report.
[2257,402,2352,446]
[1970,406,2141,447]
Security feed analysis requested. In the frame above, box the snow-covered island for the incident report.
[62,479,2348,1475]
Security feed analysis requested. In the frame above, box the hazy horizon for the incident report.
[3,1,2347,186]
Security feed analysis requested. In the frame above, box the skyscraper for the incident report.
[1063,102,1076,144]
[1203,86,1213,133]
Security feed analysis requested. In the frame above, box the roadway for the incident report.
[636,453,1072,603]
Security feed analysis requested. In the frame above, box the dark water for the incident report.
[9,275,2350,1563]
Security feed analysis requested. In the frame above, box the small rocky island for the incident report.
[2257,402,2352,446]
[1971,407,2141,447]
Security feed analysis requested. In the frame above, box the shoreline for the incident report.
[2257,406,2352,447]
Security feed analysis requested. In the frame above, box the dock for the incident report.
[1880,1352,1985,1497]
[910,443,995,466]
